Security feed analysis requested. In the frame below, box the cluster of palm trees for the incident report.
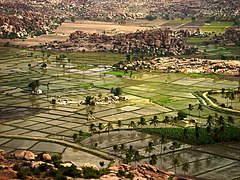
[221,88,236,107]
[206,113,234,132]
[171,156,190,175]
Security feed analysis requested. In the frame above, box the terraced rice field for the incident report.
[0,46,239,178]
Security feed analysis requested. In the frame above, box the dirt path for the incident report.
[202,91,240,114]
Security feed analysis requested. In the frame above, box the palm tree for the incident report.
[197,104,203,117]
[138,117,147,128]
[226,116,234,126]
[195,123,200,140]
[150,115,160,128]
[188,104,194,115]
[225,91,230,106]
[133,150,141,167]
[181,161,190,175]
[98,123,104,135]
[73,133,78,142]
[206,115,214,127]
[217,115,225,131]
[145,141,155,157]
[105,122,113,134]
[117,120,122,131]
[229,91,235,107]
[159,135,166,156]
[113,144,118,154]
[149,154,158,165]
[163,116,169,127]
[129,121,136,129]
[89,123,96,135]
[171,157,180,173]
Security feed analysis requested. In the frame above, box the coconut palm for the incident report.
[163,116,169,127]
[206,115,214,127]
[105,122,113,134]
[128,121,136,129]
[182,161,190,175]
[117,120,122,131]
[73,133,78,142]
[216,115,225,131]
[197,104,203,117]
[188,104,194,115]
[226,116,234,126]
[133,150,141,167]
[89,123,96,135]
[98,123,104,135]
[159,135,166,156]
[138,117,147,128]
[195,123,200,140]
[113,144,118,154]
[150,115,160,128]
[145,141,155,157]
[171,157,180,173]
[229,91,235,107]
[149,154,158,165]
[225,91,230,106]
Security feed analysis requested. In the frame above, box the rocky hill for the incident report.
[214,27,240,46]
[0,149,192,180]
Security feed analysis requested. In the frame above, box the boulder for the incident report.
[15,150,35,160]
[42,153,51,161]
[100,173,118,180]
[82,163,99,171]
[24,151,35,160]
[15,151,26,160]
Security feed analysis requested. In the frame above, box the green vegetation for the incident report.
[104,71,134,77]
[201,21,233,34]
[141,126,240,146]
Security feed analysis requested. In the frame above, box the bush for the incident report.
[220,103,226,107]
[82,166,100,179]
[17,169,29,180]
[177,110,187,120]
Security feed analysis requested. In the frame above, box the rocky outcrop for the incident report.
[214,27,240,46]
[15,150,35,160]
[44,28,196,56]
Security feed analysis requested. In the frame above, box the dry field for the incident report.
[0,20,154,47]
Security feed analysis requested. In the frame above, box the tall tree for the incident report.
[89,123,96,135]
[105,122,113,134]
[171,157,180,173]
[138,117,147,128]
[150,115,160,128]
[206,115,214,127]
[117,120,122,131]
[149,154,158,165]
[145,141,155,157]
[197,104,203,117]
[217,116,225,131]
[163,116,169,127]
[182,161,190,175]
[98,123,104,135]
[226,116,234,125]
[188,104,194,115]
[129,121,136,129]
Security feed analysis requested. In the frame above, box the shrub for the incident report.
[82,166,100,179]
[220,103,225,107]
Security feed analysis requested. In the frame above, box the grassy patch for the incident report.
[201,21,233,34]
[104,71,134,77]
[189,73,218,79]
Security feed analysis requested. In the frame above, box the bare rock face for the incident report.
[82,163,99,171]
[42,153,52,161]
[100,173,119,180]
[15,150,35,161]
